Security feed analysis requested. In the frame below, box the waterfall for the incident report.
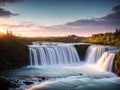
[29,43,118,72]
[96,52,115,72]
[85,45,118,72]
[85,45,117,63]
[29,45,80,66]
[85,45,106,63]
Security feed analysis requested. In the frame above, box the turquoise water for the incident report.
[1,63,120,90]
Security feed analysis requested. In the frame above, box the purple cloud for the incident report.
[0,0,22,18]
[0,0,23,4]
[112,5,120,12]
[66,5,120,27]
[101,5,120,21]
[0,8,19,18]
[1,5,120,37]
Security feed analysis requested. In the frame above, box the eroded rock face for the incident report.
[113,50,120,76]
[74,44,89,60]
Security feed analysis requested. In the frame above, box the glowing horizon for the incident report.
[0,0,120,37]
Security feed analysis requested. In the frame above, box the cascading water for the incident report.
[29,43,118,72]
[96,52,115,72]
[85,45,106,63]
[85,45,118,72]
[29,45,80,66]
[85,45,118,63]
[26,44,120,90]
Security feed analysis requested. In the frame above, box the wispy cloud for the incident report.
[66,4,120,27]
[0,5,120,36]
[0,0,22,18]
[0,0,23,5]
[0,8,19,18]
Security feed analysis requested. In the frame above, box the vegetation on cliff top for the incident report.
[84,29,120,46]
[0,33,29,71]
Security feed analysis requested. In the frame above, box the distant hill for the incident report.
[26,35,87,43]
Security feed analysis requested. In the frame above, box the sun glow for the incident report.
[0,32,5,37]
[0,26,6,36]
[0,24,8,34]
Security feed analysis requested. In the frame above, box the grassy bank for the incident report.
[0,34,29,71]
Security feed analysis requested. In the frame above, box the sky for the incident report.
[0,0,120,37]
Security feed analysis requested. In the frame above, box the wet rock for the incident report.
[79,73,83,76]
[74,44,89,60]
[38,78,43,82]
[36,76,47,81]
[23,81,34,85]
[10,82,19,88]
[0,76,10,90]
[9,79,20,88]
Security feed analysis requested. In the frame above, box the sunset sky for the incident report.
[0,0,120,37]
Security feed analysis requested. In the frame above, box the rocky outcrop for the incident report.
[113,50,120,76]
[0,76,10,90]
[0,35,29,71]
[74,44,89,60]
